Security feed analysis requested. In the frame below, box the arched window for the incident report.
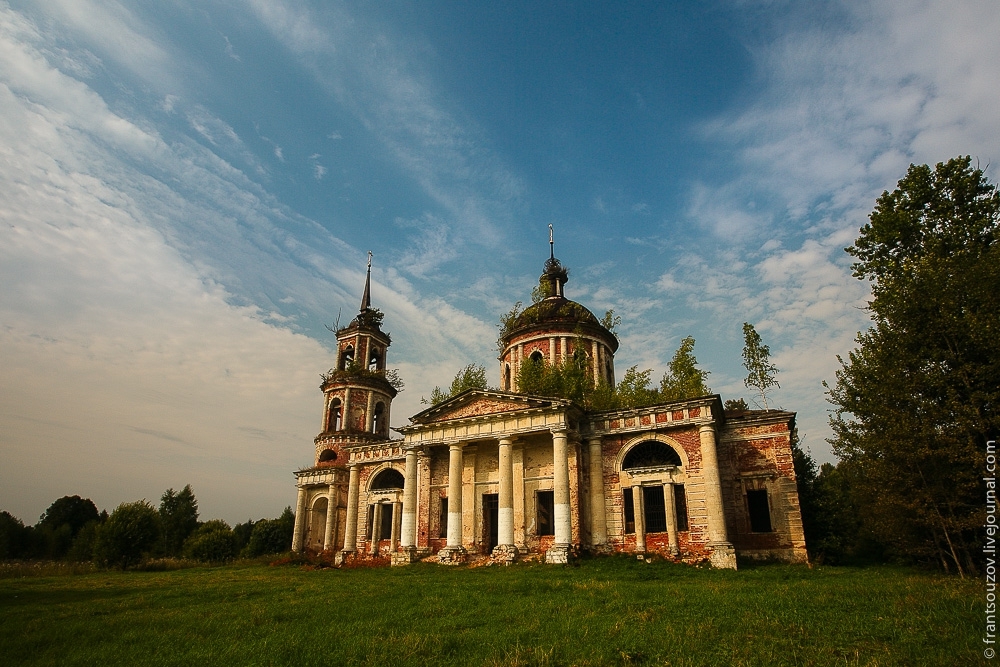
[504,364,511,391]
[328,399,343,431]
[622,441,682,469]
[339,345,355,371]
[370,468,404,490]
[368,347,381,371]
[529,350,544,364]
[572,346,589,371]
[318,449,337,463]
[372,402,386,436]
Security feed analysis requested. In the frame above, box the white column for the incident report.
[548,337,556,365]
[323,483,338,551]
[390,500,402,551]
[498,438,514,547]
[446,443,465,549]
[588,437,607,546]
[401,448,418,549]
[663,482,679,556]
[369,502,383,554]
[343,464,360,552]
[291,485,307,552]
[633,486,646,553]
[552,429,571,545]
[699,424,736,569]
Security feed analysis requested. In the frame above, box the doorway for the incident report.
[483,493,499,552]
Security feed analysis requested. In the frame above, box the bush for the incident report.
[0,511,31,560]
[66,521,101,562]
[93,501,161,569]
[182,521,238,563]
[243,508,295,558]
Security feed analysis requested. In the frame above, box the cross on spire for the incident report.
[549,224,554,260]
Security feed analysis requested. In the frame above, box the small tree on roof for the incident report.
[742,322,779,410]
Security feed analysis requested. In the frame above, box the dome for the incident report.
[510,296,601,332]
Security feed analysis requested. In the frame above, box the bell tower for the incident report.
[314,252,398,466]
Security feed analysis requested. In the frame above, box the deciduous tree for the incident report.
[660,336,711,400]
[827,156,999,575]
[742,323,779,410]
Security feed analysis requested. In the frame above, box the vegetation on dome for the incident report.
[346,307,386,331]
[320,361,404,392]
[496,299,604,350]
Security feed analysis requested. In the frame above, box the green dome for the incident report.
[511,297,600,331]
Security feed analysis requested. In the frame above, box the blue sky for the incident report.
[2,0,997,525]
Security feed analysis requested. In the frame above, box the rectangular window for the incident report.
[643,485,667,533]
[536,490,554,536]
[366,504,374,540]
[674,484,688,531]
[439,497,448,538]
[380,503,394,541]
[623,487,635,534]
[747,489,773,532]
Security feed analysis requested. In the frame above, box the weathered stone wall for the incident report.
[720,416,808,562]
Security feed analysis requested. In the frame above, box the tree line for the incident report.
[0,486,294,569]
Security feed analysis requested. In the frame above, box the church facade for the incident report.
[291,250,808,569]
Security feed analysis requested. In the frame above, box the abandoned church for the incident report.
[290,244,808,569]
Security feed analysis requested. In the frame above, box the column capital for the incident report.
[586,435,603,446]
[498,436,514,446]
[550,427,569,437]
[698,424,716,435]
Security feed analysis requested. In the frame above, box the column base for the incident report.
[491,544,519,564]
[334,549,355,566]
[437,546,468,564]
[391,546,420,566]
[545,543,573,564]
[709,542,737,570]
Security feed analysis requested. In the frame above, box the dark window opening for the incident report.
[529,350,544,364]
[373,402,386,436]
[622,441,682,469]
[572,346,589,371]
[504,364,511,390]
[674,484,689,531]
[623,487,635,534]
[339,345,355,370]
[483,494,499,552]
[370,468,404,490]
[747,489,773,533]
[642,485,667,533]
[365,504,374,540]
[379,503,394,540]
[368,348,381,371]
[439,497,448,538]
[328,399,342,431]
[536,490,554,536]
[318,449,337,463]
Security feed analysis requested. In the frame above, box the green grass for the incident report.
[0,557,980,666]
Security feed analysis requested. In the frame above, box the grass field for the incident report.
[0,557,980,666]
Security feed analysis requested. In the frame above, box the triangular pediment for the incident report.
[409,389,570,425]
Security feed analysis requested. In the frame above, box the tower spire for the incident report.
[549,224,554,260]
[360,250,372,312]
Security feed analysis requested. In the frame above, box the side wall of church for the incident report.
[720,418,808,562]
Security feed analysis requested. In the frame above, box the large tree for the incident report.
[827,156,999,575]
[159,485,199,557]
